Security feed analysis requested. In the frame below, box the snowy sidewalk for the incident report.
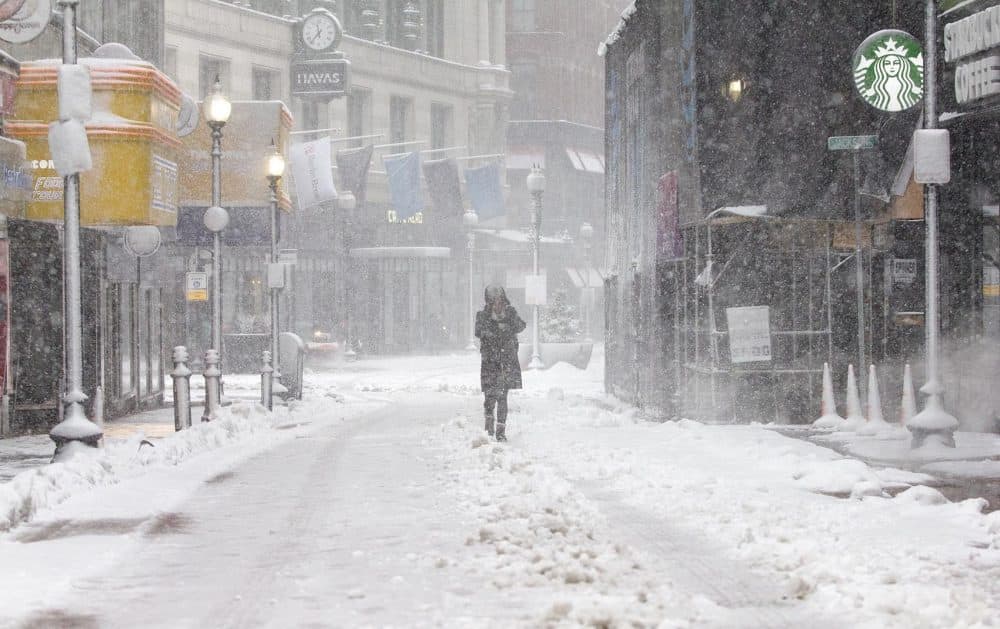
[2,351,1000,626]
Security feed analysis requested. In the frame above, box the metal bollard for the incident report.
[201,349,221,422]
[261,350,273,411]
[171,346,192,430]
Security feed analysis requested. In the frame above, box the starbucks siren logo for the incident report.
[852,29,923,113]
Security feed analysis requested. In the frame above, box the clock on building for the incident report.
[299,8,343,54]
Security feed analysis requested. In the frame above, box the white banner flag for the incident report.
[289,137,337,210]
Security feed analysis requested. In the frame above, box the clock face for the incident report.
[302,13,339,51]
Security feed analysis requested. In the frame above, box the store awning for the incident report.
[565,147,604,174]
[506,146,546,170]
[350,247,451,259]
[566,267,604,289]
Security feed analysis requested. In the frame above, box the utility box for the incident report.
[6,56,182,226]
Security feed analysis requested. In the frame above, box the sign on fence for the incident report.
[726,306,772,363]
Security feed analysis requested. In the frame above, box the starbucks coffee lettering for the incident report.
[944,5,1000,63]
[944,4,1000,105]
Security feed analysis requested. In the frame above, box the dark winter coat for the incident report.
[475,286,526,394]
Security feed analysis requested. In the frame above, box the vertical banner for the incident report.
[656,171,683,259]
[464,162,505,220]
[422,158,464,221]
[383,151,424,221]
[335,144,374,207]
[289,136,337,210]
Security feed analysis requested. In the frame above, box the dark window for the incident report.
[198,55,230,99]
[426,0,444,57]
[347,88,372,147]
[252,66,279,101]
[510,0,535,32]
[430,103,453,149]
[390,95,413,146]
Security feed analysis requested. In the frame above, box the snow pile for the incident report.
[435,416,702,626]
[0,401,285,532]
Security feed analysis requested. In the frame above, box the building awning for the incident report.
[566,267,604,289]
[564,147,604,174]
[506,146,545,170]
[350,247,451,259]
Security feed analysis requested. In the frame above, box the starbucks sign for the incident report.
[852,30,924,112]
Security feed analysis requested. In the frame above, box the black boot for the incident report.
[485,415,495,437]
[495,423,506,442]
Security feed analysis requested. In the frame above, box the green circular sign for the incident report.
[852,29,924,113]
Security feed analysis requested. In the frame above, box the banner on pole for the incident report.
[465,162,505,220]
[335,144,373,206]
[289,136,337,210]
[383,151,424,220]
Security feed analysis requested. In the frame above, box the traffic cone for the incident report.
[858,365,891,435]
[842,364,866,430]
[900,363,917,425]
[813,362,845,428]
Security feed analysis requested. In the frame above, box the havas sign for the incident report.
[852,30,924,112]
[291,58,350,100]
[944,4,1000,105]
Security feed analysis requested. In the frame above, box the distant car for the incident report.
[305,330,339,364]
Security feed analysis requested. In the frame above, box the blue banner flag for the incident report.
[464,162,505,220]
[383,152,424,220]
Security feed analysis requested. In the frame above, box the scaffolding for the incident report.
[672,213,839,424]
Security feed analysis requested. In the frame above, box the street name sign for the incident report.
[828,135,878,151]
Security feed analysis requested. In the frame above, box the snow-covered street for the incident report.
[3,352,1000,628]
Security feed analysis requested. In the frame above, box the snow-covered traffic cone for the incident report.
[900,364,917,425]
[813,362,845,428]
[858,365,892,435]
[841,365,866,431]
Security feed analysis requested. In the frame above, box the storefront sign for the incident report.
[852,30,924,112]
[0,0,52,45]
[944,5,1000,105]
[893,258,918,287]
[726,306,772,363]
[291,58,350,99]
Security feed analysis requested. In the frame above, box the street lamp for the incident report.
[463,207,479,351]
[49,0,102,459]
[264,139,285,410]
[201,77,230,422]
[338,191,357,360]
[579,222,594,343]
[526,166,546,370]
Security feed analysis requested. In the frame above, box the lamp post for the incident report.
[49,0,102,458]
[526,167,546,370]
[908,0,959,448]
[264,140,285,410]
[201,78,230,421]
[339,191,357,360]
[579,222,594,343]
[463,207,479,351]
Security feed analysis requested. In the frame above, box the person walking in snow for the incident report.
[475,285,526,441]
